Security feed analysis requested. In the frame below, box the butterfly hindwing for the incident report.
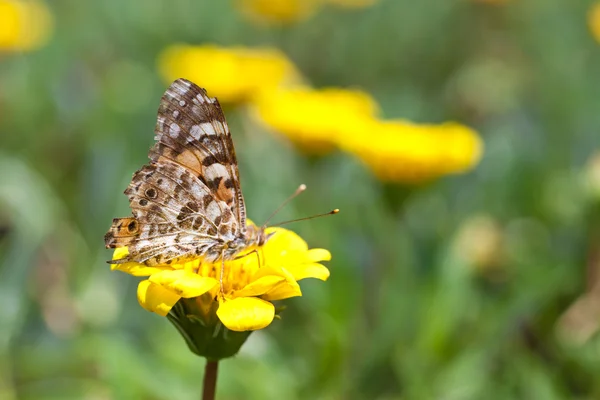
[104,217,139,248]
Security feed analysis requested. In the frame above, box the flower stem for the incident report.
[202,360,219,400]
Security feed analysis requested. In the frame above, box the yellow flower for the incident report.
[326,0,378,9]
[236,0,378,24]
[253,86,379,154]
[0,0,52,52]
[111,226,330,333]
[236,0,321,23]
[340,119,483,182]
[158,45,301,104]
[253,84,480,179]
[589,2,600,44]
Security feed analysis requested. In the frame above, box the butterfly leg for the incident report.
[234,249,263,267]
[255,249,263,267]
[250,249,262,267]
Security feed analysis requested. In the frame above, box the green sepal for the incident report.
[167,295,252,360]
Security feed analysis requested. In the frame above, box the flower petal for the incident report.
[307,248,331,262]
[251,264,288,280]
[233,275,285,297]
[217,297,275,331]
[285,262,330,282]
[261,272,302,301]
[264,227,308,254]
[149,270,219,298]
[250,266,302,301]
[137,280,181,317]
[112,247,129,261]
[112,262,170,277]
[255,245,331,281]
[111,247,168,276]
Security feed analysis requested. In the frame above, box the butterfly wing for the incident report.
[105,79,246,266]
[104,217,139,248]
[151,78,246,228]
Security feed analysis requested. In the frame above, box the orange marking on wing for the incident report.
[104,217,139,248]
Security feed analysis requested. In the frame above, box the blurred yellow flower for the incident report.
[158,45,301,104]
[237,0,321,23]
[341,119,483,182]
[254,86,379,154]
[326,0,378,9]
[236,0,378,23]
[111,225,330,332]
[0,0,53,52]
[453,214,504,274]
[589,2,600,44]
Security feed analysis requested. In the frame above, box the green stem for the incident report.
[202,360,219,400]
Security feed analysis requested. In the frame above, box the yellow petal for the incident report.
[255,245,331,281]
[110,247,168,276]
[180,258,202,272]
[251,264,288,280]
[286,262,330,281]
[216,297,275,331]
[307,248,331,262]
[234,275,285,297]
[149,270,218,298]
[111,247,130,261]
[262,278,302,301]
[264,227,308,254]
[137,280,181,317]
[111,262,170,277]
[254,266,301,301]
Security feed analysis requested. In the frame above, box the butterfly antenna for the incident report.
[272,209,339,227]
[262,184,307,227]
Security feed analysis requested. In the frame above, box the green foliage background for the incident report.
[2,1,600,399]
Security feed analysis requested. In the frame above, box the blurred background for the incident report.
[2,0,600,399]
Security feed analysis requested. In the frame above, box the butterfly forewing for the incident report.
[151,79,246,227]
[106,79,246,266]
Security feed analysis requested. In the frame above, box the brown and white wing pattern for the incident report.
[151,78,246,228]
[105,79,246,266]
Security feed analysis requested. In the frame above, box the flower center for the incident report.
[188,251,262,294]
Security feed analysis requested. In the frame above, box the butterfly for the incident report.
[105,78,271,267]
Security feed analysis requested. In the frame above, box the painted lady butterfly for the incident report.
[105,79,270,267]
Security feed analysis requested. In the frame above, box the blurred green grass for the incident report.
[2,0,600,399]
